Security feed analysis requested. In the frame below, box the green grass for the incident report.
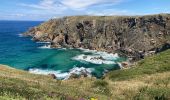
[134,86,170,100]
[0,49,170,100]
[0,65,108,100]
[107,49,170,81]
[91,80,111,96]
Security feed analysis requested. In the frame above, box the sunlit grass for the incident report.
[0,49,170,99]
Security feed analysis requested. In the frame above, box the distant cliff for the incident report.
[24,14,170,61]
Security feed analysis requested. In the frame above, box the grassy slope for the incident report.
[106,49,170,100]
[0,49,170,100]
[0,65,108,100]
[107,49,170,81]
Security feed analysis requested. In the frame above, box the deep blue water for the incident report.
[0,21,125,79]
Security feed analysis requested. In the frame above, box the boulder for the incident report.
[69,73,80,79]
[120,62,130,69]
[48,74,57,79]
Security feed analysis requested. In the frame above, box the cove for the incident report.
[0,21,125,79]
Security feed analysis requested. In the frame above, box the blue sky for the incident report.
[0,0,170,21]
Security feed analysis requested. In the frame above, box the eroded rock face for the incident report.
[24,14,170,61]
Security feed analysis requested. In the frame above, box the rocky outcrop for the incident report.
[24,14,170,61]
[48,74,57,79]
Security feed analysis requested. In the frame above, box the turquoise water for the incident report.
[0,21,125,79]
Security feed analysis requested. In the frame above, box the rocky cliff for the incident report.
[24,14,170,61]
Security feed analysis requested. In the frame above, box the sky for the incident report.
[0,0,170,21]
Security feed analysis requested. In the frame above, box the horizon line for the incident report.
[0,13,169,21]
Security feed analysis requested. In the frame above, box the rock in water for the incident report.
[24,14,170,61]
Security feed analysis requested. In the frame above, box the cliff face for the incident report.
[24,14,170,61]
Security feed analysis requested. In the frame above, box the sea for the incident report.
[0,21,125,79]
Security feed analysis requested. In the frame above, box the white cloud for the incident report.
[61,0,123,10]
[87,9,129,16]
[20,0,123,10]
[61,0,102,9]
[20,0,66,12]
[18,0,127,20]
[40,0,55,7]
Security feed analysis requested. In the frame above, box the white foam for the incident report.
[57,47,67,50]
[18,34,24,37]
[38,45,51,49]
[73,48,119,64]
[78,48,119,59]
[28,67,94,80]
[72,54,116,64]
[94,51,119,60]
[69,67,94,75]
[36,42,51,44]
[117,62,123,69]
[29,68,68,79]
[78,48,97,53]
[64,67,94,79]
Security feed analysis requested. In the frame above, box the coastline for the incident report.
[0,49,170,99]
[1,0,170,98]
[24,14,170,63]
[29,44,127,79]
[21,14,170,79]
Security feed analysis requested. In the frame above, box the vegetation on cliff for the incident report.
[25,14,170,61]
[0,49,170,100]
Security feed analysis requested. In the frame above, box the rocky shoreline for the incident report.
[24,14,170,63]
[28,48,123,80]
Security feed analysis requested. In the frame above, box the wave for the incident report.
[78,48,119,59]
[56,47,67,50]
[73,48,119,64]
[38,45,51,49]
[94,52,119,60]
[18,34,24,37]
[72,54,116,64]
[29,68,68,79]
[38,45,67,50]
[78,47,97,53]
[28,67,94,80]
[36,42,51,44]
[37,42,67,50]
